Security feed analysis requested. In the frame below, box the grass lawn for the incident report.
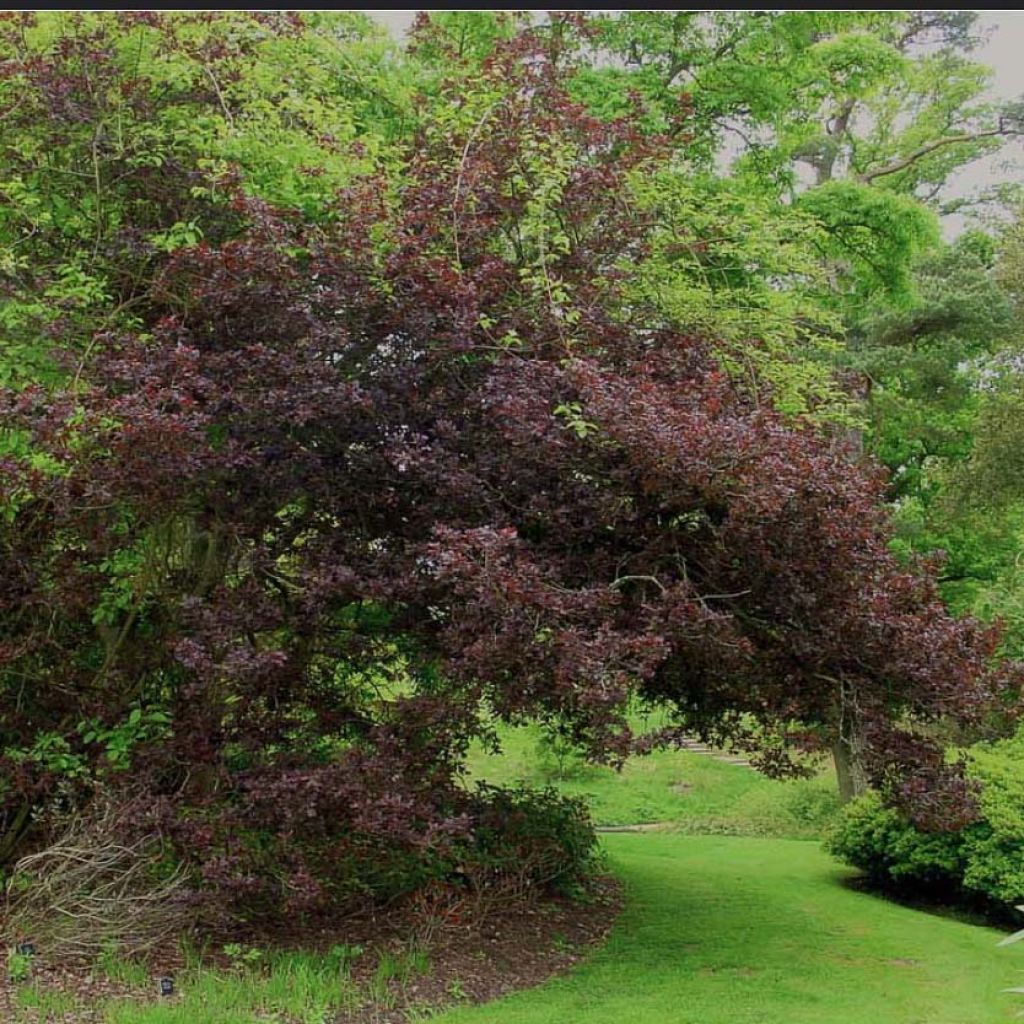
[466,722,840,837]
[435,832,1017,1024]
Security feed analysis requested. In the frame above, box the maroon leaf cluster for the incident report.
[1,22,1019,913]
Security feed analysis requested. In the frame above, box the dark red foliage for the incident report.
[1,20,1020,912]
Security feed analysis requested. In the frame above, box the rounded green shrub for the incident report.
[825,728,1024,910]
[824,790,966,889]
[962,729,1024,905]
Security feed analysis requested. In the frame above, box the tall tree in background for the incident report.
[581,11,1024,304]
[854,234,1019,588]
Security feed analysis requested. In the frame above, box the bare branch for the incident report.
[857,125,1019,185]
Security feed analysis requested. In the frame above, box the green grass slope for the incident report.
[466,724,839,837]
[435,833,1016,1024]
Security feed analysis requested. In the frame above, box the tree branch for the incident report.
[857,125,1019,184]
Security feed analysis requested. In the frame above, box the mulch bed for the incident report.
[0,876,623,1022]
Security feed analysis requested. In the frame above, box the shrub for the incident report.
[825,728,1024,910]
[961,732,1024,904]
[460,784,598,900]
[171,778,597,928]
[825,790,966,890]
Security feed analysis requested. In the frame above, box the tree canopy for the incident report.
[2,11,1023,919]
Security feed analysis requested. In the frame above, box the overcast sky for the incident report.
[366,10,1024,235]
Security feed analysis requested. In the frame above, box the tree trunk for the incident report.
[833,678,869,803]
[832,731,868,803]
[807,99,876,804]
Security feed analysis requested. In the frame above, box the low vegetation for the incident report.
[827,725,1024,912]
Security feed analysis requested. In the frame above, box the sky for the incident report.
[366,10,1024,236]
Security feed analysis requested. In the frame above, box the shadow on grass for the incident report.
[837,870,1017,930]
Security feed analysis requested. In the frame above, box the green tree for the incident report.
[856,233,1016,494]
[587,12,1018,193]
[580,12,1021,306]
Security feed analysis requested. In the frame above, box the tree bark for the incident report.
[832,731,869,803]
[833,679,869,803]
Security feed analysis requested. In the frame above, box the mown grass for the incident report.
[433,833,1017,1024]
[465,722,840,838]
